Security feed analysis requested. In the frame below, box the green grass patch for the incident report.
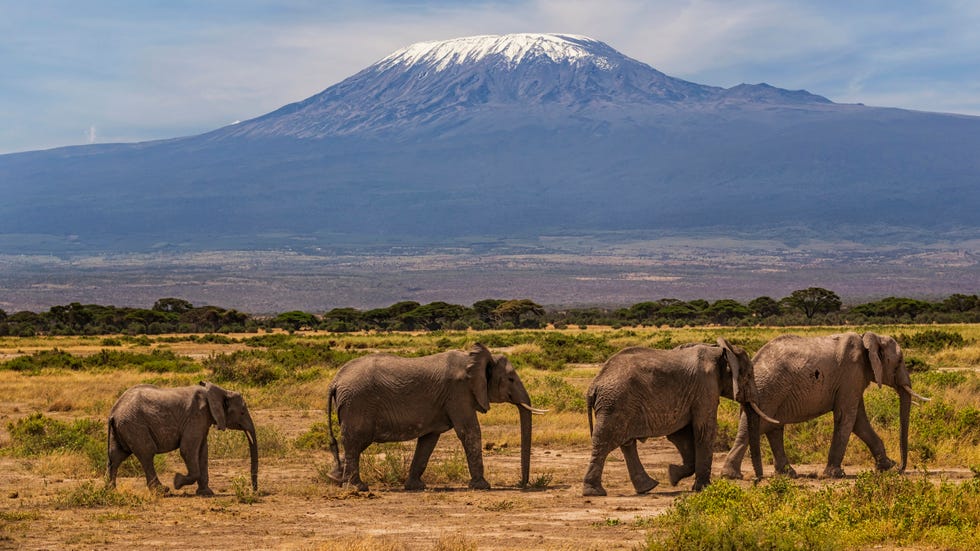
[646,473,980,550]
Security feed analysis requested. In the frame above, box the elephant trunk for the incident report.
[512,383,533,488]
[518,406,532,488]
[744,403,764,480]
[243,414,259,491]
[898,387,911,472]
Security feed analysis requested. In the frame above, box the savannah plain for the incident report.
[2,324,980,550]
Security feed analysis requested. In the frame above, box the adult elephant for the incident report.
[582,338,778,495]
[326,343,544,492]
[107,382,258,495]
[721,332,929,480]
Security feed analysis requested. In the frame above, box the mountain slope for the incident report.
[0,33,977,254]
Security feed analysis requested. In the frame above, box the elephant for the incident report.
[582,338,778,496]
[107,381,258,495]
[326,343,545,492]
[721,332,930,480]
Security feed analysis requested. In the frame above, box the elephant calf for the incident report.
[326,343,545,492]
[107,382,258,495]
[583,338,777,495]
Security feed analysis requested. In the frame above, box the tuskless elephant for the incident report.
[107,381,258,495]
[721,332,929,480]
[582,338,778,495]
[326,343,545,492]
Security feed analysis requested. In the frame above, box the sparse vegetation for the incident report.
[1,323,979,549]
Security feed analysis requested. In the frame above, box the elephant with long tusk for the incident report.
[583,338,775,495]
[326,343,541,492]
[721,332,926,480]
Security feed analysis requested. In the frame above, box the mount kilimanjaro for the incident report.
[1,33,978,255]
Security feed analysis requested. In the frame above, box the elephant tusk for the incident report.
[750,401,781,425]
[903,385,931,403]
[520,403,549,415]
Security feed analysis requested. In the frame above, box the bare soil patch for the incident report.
[4,406,972,550]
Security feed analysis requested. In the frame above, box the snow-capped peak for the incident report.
[377,33,617,72]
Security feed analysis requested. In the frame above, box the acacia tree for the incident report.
[781,287,842,319]
[493,299,545,327]
[748,296,782,318]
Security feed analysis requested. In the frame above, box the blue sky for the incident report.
[2,0,978,154]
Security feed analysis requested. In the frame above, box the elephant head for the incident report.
[861,333,928,472]
[717,337,778,480]
[466,344,544,487]
[203,382,259,491]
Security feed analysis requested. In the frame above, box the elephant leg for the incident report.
[767,426,797,478]
[582,415,622,496]
[620,439,658,494]
[582,441,617,497]
[691,420,716,491]
[667,425,696,486]
[720,409,749,480]
[107,444,130,488]
[852,400,894,471]
[194,439,213,496]
[342,440,370,492]
[824,406,857,478]
[405,432,441,491]
[135,451,167,493]
[175,446,197,490]
[453,421,489,490]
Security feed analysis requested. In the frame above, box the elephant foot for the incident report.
[720,466,743,480]
[468,478,491,490]
[876,457,896,472]
[776,465,798,479]
[404,478,426,492]
[691,477,710,492]
[668,464,695,486]
[822,465,846,479]
[195,487,215,497]
[631,475,659,495]
[582,483,607,497]
[173,473,195,490]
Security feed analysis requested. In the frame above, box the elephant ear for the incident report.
[204,382,228,430]
[862,332,885,388]
[717,337,742,401]
[466,343,492,413]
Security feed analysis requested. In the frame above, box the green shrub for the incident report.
[295,422,335,450]
[2,349,82,373]
[526,373,586,412]
[7,413,102,456]
[898,330,967,351]
[646,473,980,551]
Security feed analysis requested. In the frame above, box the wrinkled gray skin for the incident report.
[722,332,916,480]
[327,343,536,492]
[107,382,258,496]
[583,338,768,496]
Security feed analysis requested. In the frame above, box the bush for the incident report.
[898,330,967,352]
[646,473,980,550]
[2,349,82,373]
[8,413,102,456]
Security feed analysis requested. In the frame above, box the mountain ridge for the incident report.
[0,33,977,256]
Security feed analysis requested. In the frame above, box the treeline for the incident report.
[1,290,978,336]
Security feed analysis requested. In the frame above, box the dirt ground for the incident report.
[3,405,974,551]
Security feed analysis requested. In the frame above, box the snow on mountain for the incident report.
[376,33,618,71]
